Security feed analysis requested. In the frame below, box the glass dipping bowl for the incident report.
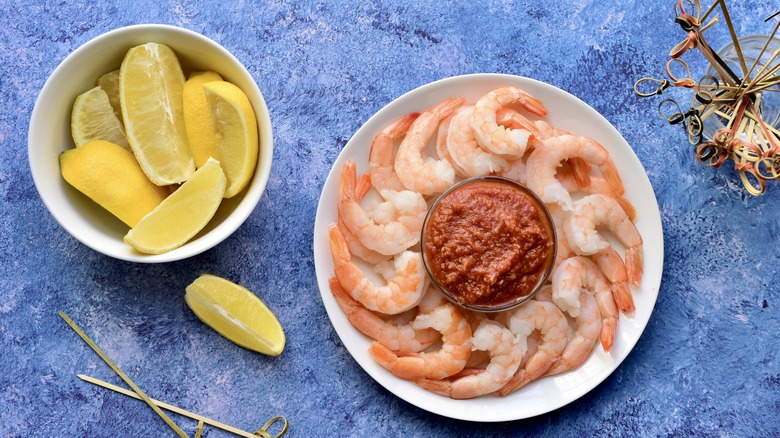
[420,176,557,313]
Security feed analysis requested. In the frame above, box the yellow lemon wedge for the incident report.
[124,157,225,254]
[96,69,123,125]
[203,81,258,198]
[183,71,223,168]
[120,42,194,186]
[60,140,169,227]
[71,86,129,149]
[185,274,285,356]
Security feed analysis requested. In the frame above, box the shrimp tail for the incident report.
[413,379,452,397]
[612,280,636,314]
[567,157,592,190]
[495,369,531,397]
[435,96,467,118]
[520,93,548,117]
[369,342,398,368]
[600,317,617,352]
[614,194,637,222]
[599,158,625,196]
[625,247,643,287]
[355,173,371,200]
[495,108,543,139]
[328,224,350,268]
[339,160,357,202]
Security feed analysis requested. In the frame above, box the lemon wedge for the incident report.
[120,42,194,186]
[60,140,169,227]
[96,69,123,125]
[124,157,225,254]
[185,274,285,356]
[203,81,258,198]
[183,71,223,168]
[71,86,129,149]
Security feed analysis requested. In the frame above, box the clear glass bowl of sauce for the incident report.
[421,176,557,313]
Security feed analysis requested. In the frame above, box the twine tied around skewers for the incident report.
[634,0,780,195]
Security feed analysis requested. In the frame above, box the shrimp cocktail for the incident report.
[326,85,645,400]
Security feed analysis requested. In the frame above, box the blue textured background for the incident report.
[3,1,779,436]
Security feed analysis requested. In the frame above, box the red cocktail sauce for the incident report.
[423,178,555,307]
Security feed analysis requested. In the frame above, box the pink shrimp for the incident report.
[414,320,523,399]
[552,256,618,352]
[394,97,465,195]
[329,225,428,315]
[368,302,472,380]
[368,113,419,193]
[495,300,568,395]
[330,277,440,353]
[524,135,624,210]
[536,286,601,375]
[471,87,547,158]
[338,160,427,256]
[564,194,643,286]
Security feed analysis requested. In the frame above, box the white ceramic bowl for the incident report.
[29,24,273,262]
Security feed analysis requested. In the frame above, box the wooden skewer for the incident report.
[78,374,264,438]
[59,311,188,437]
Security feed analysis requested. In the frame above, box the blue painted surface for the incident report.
[2,1,780,436]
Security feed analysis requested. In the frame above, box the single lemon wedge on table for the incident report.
[185,274,285,356]
[203,80,259,198]
[124,157,225,254]
[71,86,129,149]
[60,140,168,227]
[120,42,194,186]
[183,70,223,168]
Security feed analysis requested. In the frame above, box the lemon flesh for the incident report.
[96,70,123,125]
[120,42,195,186]
[185,274,285,356]
[183,71,223,168]
[203,81,259,198]
[71,86,129,149]
[60,140,169,227]
[124,157,225,254]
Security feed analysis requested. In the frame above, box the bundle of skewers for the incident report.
[635,0,780,195]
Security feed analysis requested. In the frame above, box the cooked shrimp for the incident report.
[558,168,636,221]
[552,256,618,351]
[524,135,624,210]
[368,302,472,380]
[447,104,509,176]
[368,113,419,193]
[337,173,391,265]
[500,114,593,189]
[394,97,465,195]
[462,309,491,368]
[338,160,427,255]
[499,158,527,184]
[414,320,523,399]
[536,286,601,376]
[471,87,547,158]
[495,300,568,395]
[329,225,428,315]
[435,112,468,177]
[329,277,439,353]
[564,194,643,285]
[591,247,635,313]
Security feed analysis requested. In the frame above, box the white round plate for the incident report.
[313,73,663,422]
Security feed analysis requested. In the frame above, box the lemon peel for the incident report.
[60,140,168,227]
